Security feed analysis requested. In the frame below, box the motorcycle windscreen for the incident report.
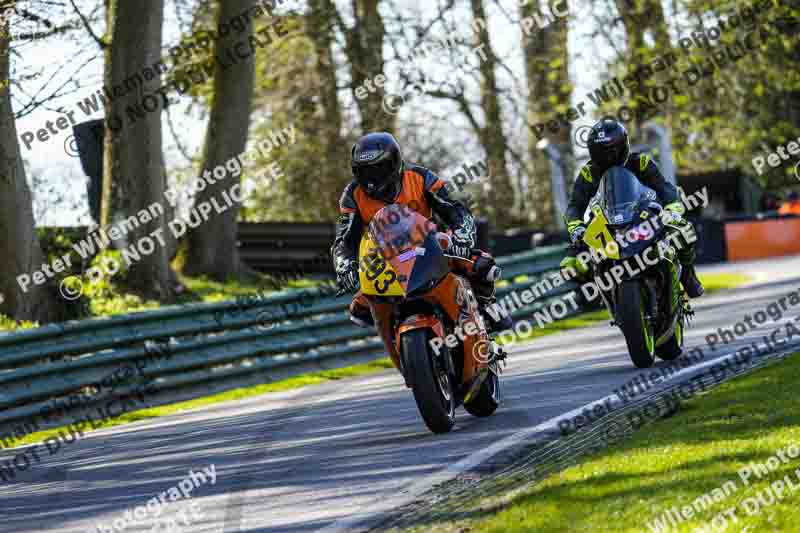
[405,231,450,295]
[598,166,654,227]
[362,204,438,295]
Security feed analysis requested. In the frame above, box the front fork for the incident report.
[598,265,657,329]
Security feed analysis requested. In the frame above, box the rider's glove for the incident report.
[449,238,473,259]
[337,262,360,293]
[560,254,590,277]
[662,202,686,225]
[560,255,578,271]
[567,220,586,245]
[450,227,474,259]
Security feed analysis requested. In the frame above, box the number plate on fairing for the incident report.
[358,233,405,296]
[584,208,621,260]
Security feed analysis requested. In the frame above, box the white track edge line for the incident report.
[320,340,799,533]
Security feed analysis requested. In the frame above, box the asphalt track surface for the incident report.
[2,256,800,533]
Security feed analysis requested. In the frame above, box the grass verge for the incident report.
[414,352,800,533]
[698,272,753,294]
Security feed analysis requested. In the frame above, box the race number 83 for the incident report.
[359,249,398,294]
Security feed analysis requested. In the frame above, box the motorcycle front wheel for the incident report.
[401,329,456,433]
[617,281,656,368]
[656,316,684,360]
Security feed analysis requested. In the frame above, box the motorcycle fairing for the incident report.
[359,204,441,296]
[358,232,406,296]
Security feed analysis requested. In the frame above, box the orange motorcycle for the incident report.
[353,204,504,433]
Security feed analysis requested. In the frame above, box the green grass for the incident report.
[89,272,319,315]
[503,309,612,344]
[698,272,752,294]
[430,352,800,533]
[180,273,322,302]
[0,315,37,332]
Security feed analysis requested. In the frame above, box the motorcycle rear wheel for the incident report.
[464,369,500,417]
[618,281,656,368]
[401,329,456,433]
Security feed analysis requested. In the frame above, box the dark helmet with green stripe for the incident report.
[588,119,630,169]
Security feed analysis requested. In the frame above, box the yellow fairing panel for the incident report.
[584,207,620,260]
[358,233,405,296]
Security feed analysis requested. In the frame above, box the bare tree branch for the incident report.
[11,21,81,40]
[15,7,54,28]
[68,0,106,48]
[13,50,101,118]
[165,103,194,165]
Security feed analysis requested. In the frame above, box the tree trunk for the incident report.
[100,0,114,227]
[471,0,515,228]
[0,10,58,323]
[308,0,349,215]
[617,0,669,52]
[342,0,388,132]
[104,0,175,300]
[184,0,257,280]
[522,0,572,230]
[613,0,672,128]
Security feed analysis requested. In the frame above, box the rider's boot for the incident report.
[669,220,704,298]
[478,294,513,334]
[680,264,704,298]
[349,294,375,328]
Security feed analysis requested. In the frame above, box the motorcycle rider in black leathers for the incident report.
[560,119,705,298]
[331,132,513,333]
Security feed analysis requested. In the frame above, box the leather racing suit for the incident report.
[564,152,698,277]
[331,163,507,332]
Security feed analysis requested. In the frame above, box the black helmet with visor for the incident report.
[587,119,630,170]
[351,132,405,203]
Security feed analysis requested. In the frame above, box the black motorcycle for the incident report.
[574,166,693,368]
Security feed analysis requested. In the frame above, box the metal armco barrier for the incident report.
[0,245,571,430]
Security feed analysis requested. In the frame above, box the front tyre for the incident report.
[656,317,684,360]
[617,281,656,368]
[401,329,456,433]
[464,369,500,417]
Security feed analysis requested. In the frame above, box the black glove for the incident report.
[450,226,475,259]
[337,262,360,293]
[449,240,472,259]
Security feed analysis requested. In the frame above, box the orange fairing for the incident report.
[421,273,490,385]
[395,316,446,355]
[369,272,489,387]
[357,203,489,388]
[368,205,437,294]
